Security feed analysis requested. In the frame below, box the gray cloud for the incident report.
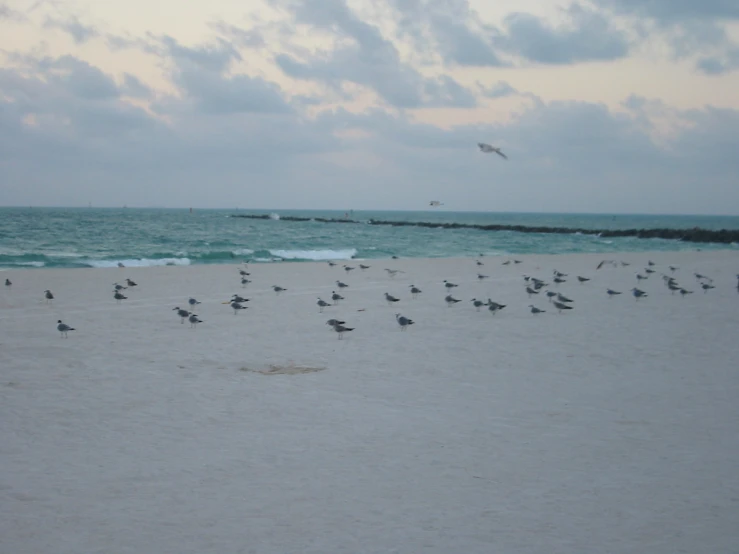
[44,15,99,44]
[592,0,739,74]
[389,0,505,67]
[1,2,26,21]
[592,0,739,21]
[121,73,152,99]
[210,21,265,49]
[494,3,630,64]
[273,0,477,108]
[477,81,518,99]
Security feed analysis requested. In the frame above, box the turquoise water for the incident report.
[1,207,738,269]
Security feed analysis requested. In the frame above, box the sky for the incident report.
[1,0,738,214]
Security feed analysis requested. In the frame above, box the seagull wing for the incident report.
[495,149,508,160]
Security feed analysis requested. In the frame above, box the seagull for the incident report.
[525,286,539,297]
[556,293,573,303]
[117,262,125,268]
[384,293,400,306]
[241,277,251,287]
[5,278,11,287]
[326,319,346,328]
[529,305,545,314]
[317,298,331,312]
[631,288,648,300]
[230,301,248,314]
[444,294,461,307]
[385,269,403,278]
[188,297,201,307]
[57,319,75,338]
[272,285,287,295]
[577,276,590,283]
[125,278,138,287]
[679,288,693,297]
[552,301,573,314]
[327,261,337,267]
[443,280,458,289]
[359,264,371,270]
[606,289,622,297]
[113,282,127,291]
[553,270,568,278]
[636,273,647,281]
[114,290,128,303]
[648,260,655,266]
[553,277,566,284]
[487,301,506,315]
[395,313,414,331]
[476,260,484,266]
[173,307,190,323]
[343,265,355,272]
[701,282,715,293]
[331,291,345,305]
[544,290,557,302]
[44,290,54,303]
[336,280,349,289]
[188,313,204,328]
[331,322,354,339]
[644,268,655,274]
[669,266,679,272]
[478,142,508,159]
[239,269,250,276]
[409,285,422,298]
[471,298,485,311]
[477,274,489,280]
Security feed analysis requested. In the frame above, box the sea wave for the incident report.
[268,248,357,261]
[85,258,192,268]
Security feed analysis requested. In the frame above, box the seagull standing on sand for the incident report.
[487,301,506,315]
[478,143,508,159]
[385,293,400,306]
[188,313,203,328]
[385,269,403,278]
[57,319,75,338]
[5,278,11,287]
[173,307,190,323]
[395,313,414,331]
[331,321,354,339]
[230,301,248,314]
[336,280,349,289]
[188,297,201,307]
[443,280,458,290]
[326,319,346,329]
[606,289,622,297]
[444,294,461,307]
[529,305,545,314]
[317,298,331,312]
[631,288,648,300]
[114,290,128,303]
[125,278,138,287]
[44,290,54,303]
[410,285,422,299]
[113,282,127,291]
[471,299,485,311]
[552,301,573,314]
[331,291,344,305]
[272,286,287,295]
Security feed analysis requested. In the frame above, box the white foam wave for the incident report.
[232,249,255,256]
[269,213,280,220]
[87,258,191,268]
[269,248,357,261]
[16,261,45,267]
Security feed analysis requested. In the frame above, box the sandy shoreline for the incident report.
[2,250,738,553]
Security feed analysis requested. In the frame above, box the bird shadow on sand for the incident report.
[240,363,327,375]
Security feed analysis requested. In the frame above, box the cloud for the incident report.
[592,0,739,74]
[2,45,738,213]
[494,3,631,65]
[389,0,505,67]
[44,15,99,44]
[477,81,518,99]
[592,0,739,22]
[0,2,26,21]
[210,21,265,49]
[273,0,477,108]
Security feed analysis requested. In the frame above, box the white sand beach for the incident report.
[1,250,738,553]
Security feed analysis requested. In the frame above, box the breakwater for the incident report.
[230,214,739,244]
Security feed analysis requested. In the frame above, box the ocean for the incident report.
[1,207,738,270]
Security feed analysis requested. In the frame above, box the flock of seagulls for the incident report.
[4,253,736,339]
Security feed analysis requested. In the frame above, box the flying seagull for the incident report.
[478,143,507,160]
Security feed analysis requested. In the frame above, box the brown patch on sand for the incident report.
[240,363,326,375]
